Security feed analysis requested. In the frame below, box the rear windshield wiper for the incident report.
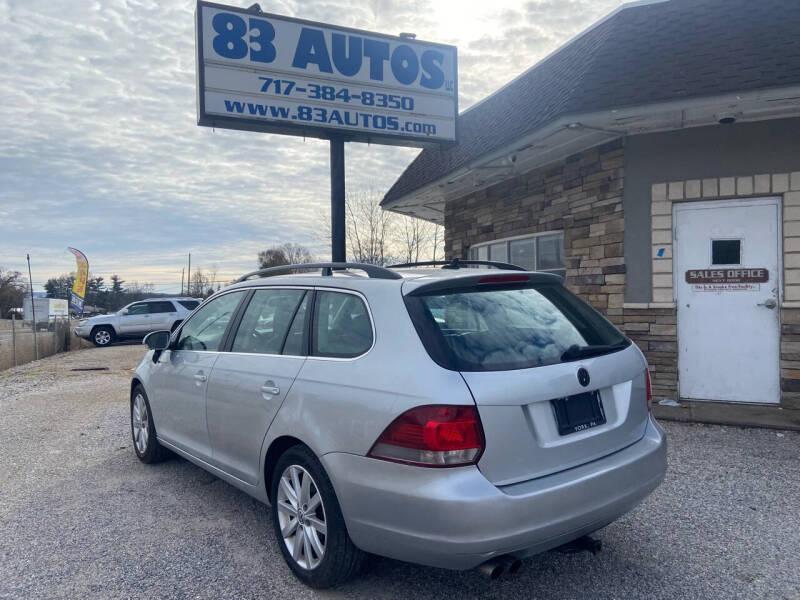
[561,343,628,362]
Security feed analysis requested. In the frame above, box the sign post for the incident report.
[195,1,458,259]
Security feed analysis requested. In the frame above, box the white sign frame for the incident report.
[195,1,458,147]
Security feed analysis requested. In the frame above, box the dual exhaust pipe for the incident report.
[474,555,522,580]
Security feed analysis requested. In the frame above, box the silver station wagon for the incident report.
[130,260,667,588]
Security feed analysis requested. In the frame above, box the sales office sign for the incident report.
[196,1,457,146]
[686,268,769,292]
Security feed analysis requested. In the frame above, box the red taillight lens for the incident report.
[645,368,653,412]
[368,405,485,467]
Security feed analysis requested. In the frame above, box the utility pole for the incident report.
[180,267,185,296]
[26,253,38,360]
[187,253,191,297]
[330,137,346,262]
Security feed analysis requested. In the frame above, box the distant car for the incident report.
[74,297,201,347]
[130,261,667,588]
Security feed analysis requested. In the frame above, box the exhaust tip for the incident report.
[476,560,504,580]
[504,558,523,574]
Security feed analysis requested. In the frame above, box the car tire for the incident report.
[131,385,170,464]
[270,445,368,588]
[91,325,115,347]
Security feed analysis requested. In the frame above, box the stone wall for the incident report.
[445,138,626,315]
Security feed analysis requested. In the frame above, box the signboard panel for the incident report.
[685,268,769,284]
[196,1,458,146]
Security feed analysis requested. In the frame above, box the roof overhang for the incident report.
[383,84,800,223]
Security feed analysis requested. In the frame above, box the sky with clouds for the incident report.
[0,0,625,293]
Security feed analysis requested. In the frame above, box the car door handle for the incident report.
[194,373,208,382]
[261,382,280,395]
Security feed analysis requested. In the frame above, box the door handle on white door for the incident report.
[194,373,207,382]
[261,381,280,395]
[757,298,777,309]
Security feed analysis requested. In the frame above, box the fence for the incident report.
[0,317,92,371]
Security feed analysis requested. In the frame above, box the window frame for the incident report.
[226,287,311,357]
[125,302,150,315]
[171,289,248,353]
[468,231,566,275]
[307,287,376,361]
[147,301,177,314]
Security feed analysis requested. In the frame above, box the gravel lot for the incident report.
[1,346,798,599]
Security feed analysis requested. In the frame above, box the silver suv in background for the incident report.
[75,297,200,346]
[130,262,666,588]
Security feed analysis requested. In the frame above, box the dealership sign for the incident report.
[195,1,458,146]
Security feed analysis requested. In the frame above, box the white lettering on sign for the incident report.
[692,283,760,292]
[195,1,457,146]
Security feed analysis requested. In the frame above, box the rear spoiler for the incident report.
[404,272,563,296]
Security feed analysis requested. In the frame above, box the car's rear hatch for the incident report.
[403,272,650,486]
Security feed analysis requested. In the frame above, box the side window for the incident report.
[126,303,149,315]
[312,291,373,358]
[178,300,200,311]
[175,292,244,351]
[148,301,176,313]
[231,289,307,355]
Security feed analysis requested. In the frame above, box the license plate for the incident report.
[551,390,606,436]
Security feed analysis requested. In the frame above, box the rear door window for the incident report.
[126,302,149,315]
[148,301,176,313]
[406,283,628,371]
[312,291,373,358]
[175,291,244,351]
[231,289,307,355]
[178,300,200,310]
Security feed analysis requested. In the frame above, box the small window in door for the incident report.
[312,291,373,358]
[231,289,307,355]
[712,239,741,265]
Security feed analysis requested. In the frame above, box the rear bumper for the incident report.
[322,415,666,569]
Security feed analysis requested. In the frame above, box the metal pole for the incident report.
[330,137,346,262]
[187,253,191,296]
[11,313,17,367]
[181,267,185,296]
[26,253,38,361]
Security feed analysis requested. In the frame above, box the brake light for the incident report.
[645,368,653,412]
[368,405,485,467]
[477,274,530,284]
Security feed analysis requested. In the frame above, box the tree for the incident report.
[316,189,444,265]
[188,270,214,298]
[44,274,74,299]
[0,268,27,318]
[257,243,315,269]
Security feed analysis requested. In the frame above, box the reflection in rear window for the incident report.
[406,284,628,372]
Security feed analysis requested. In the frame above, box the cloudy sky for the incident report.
[0,0,625,293]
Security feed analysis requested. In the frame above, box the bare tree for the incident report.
[258,243,315,269]
[0,267,27,318]
[393,215,445,264]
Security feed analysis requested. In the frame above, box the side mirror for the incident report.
[143,330,171,350]
[120,309,129,315]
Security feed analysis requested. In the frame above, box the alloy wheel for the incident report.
[95,330,111,345]
[276,465,327,570]
[132,393,149,454]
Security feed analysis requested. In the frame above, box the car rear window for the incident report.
[178,300,200,310]
[405,283,629,372]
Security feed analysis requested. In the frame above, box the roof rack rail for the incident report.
[387,258,526,271]
[234,262,403,283]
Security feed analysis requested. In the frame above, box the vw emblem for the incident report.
[577,368,590,387]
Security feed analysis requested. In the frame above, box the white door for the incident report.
[674,198,780,404]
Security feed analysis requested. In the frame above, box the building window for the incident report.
[711,239,741,265]
[469,232,566,277]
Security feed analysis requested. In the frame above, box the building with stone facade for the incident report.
[382,0,800,427]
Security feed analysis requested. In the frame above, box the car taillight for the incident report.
[368,405,485,467]
[645,368,653,412]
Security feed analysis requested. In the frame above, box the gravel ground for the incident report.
[1,345,798,599]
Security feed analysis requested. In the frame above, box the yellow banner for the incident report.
[67,247,89,313]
